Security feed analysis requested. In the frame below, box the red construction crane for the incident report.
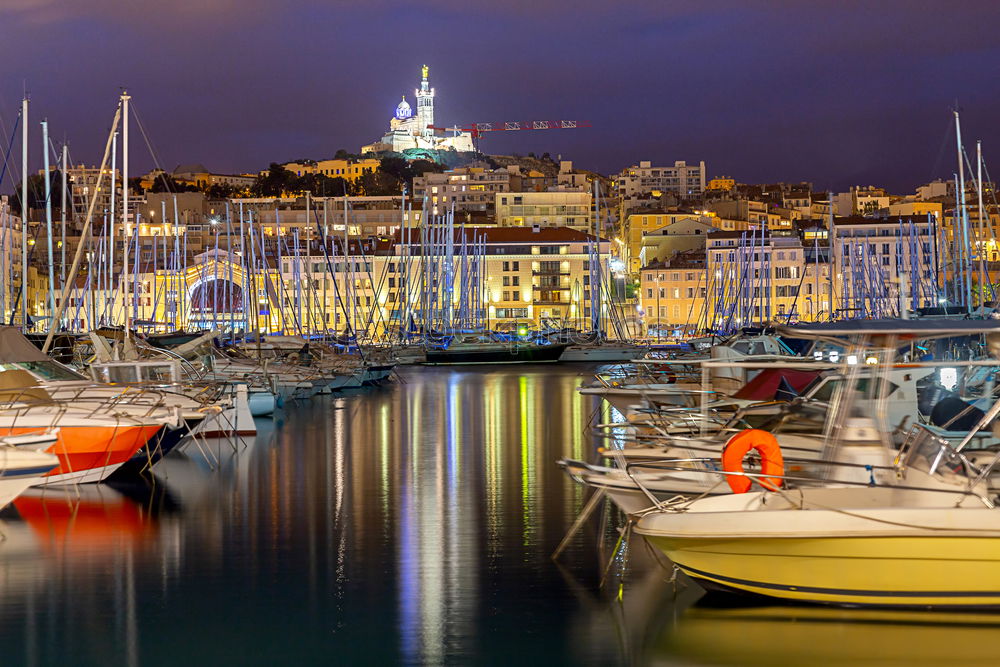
[427,120,590,139]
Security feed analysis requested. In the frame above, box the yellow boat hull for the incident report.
[647,535,1000,607]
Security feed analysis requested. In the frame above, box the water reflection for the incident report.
[0,485,178,667]
[3,366,997,665]
[0,366,638,666]
[653,598,1000,666]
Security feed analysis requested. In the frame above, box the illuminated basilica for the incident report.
[361,66,475,154]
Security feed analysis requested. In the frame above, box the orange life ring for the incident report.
[721,429,784,493]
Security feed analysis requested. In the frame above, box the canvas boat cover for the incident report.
[0,327,54,363]
[732,368,820,401]
[779,319,1000,338]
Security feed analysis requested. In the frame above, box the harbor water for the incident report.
[1,365,998,666]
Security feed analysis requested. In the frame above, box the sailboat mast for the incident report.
[589,180,600,334]
[977,140,989,303]
[109,131,117,320]
[20,96,28,330]
[121,90,132,332]
[60,143,67,288]
[239,201,248,336]
[43,100,121,352]
[41,119,56,320]
[955,110,971,312]
[322,198,329,335]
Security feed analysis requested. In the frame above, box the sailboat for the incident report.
[559,182,645,362]
[423,331,567,365]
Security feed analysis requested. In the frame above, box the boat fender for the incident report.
[721,429,784,493]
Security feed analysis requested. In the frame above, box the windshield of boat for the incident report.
[0,360,87,381]
[900,425,979,487]
[808,376,899,402]
[95,363,178,384]
[730,337,795,356]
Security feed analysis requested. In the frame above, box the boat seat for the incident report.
[0,369,55,404]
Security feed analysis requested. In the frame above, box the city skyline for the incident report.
[1,1,999,191]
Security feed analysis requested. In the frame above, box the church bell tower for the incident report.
[415,65,434,139]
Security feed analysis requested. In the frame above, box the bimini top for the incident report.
[778,319,1000,339]
[0,327,52,363]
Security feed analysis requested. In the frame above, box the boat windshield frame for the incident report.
[898,423,982,489]
[0,360,87,382]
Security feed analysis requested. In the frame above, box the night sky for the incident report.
[2,1,999,192]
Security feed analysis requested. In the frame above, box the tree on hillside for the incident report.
[409,159,445,179]
[206,183,240,199]
[11,171,65,216]
[378,156,410,184]
[356,169,402,196]
[373,157,445,193]
[252,163,298,197]
[147,174,199,194]
[295,173,355,197]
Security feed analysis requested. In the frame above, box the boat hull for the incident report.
[2,425,164,485]
[578,383,703,414]
[0,450,60,509]
[559,345,645,362]
[424,343,568,365]
[645,534,1000,608]
[248,391,276,416]
[109,419,201,479]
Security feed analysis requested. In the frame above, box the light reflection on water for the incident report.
[650,598,1000,666]
[2,365,989,666]
[0,366,643,666]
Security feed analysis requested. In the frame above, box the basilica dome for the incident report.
[395,96,412,120]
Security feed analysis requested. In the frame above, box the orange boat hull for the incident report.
[0,425,163,478]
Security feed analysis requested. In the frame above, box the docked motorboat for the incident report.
[559,341,648,363]
[578,333,804,415]
[633,319,1000,608]
[0,395,170,485]
[0,434,60,508]
[424,333,567,365]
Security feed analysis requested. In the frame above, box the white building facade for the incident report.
[495,191,592,230]
[414,167,512,215]
[362,66,475,154]
[617,160,707,205]
[832,216,938,317]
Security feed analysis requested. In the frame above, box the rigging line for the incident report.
[983,155,1000,213]
[929,115,955,184]
[128,102,173,190]
[0,112,21,203]
[7,219,48,326]
[46,135,60,166]
[0,115,25,202]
